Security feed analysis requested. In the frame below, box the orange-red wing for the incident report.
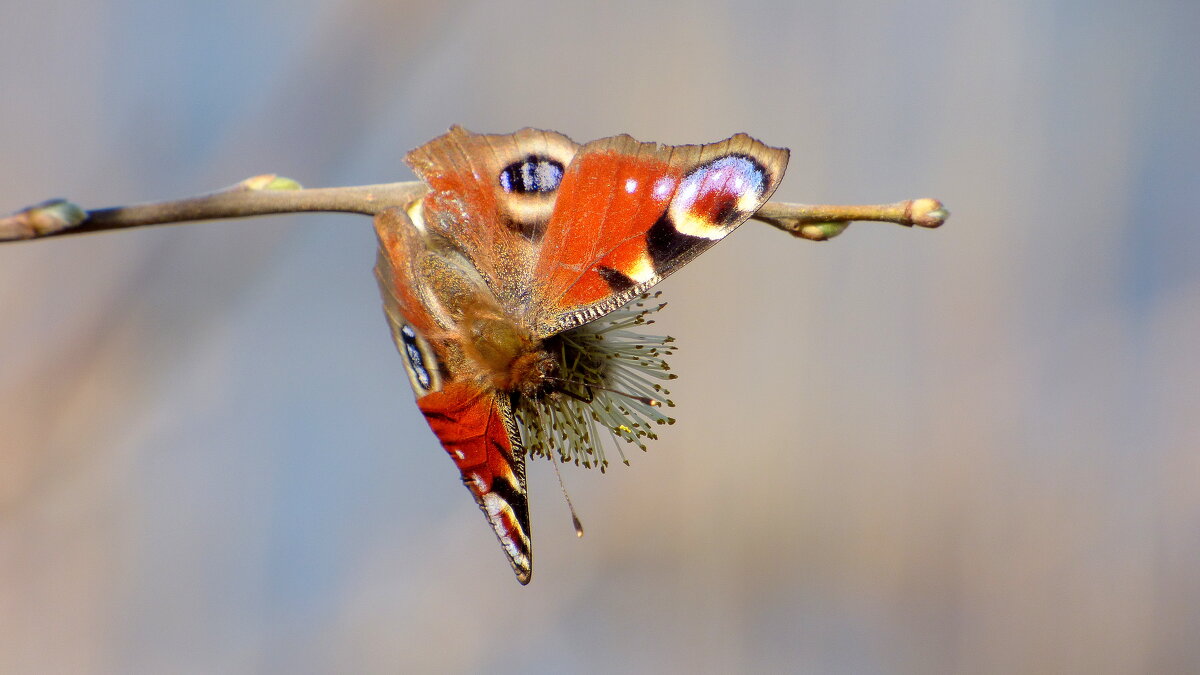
[417,382,532,584]
[405,126,580,309]
[525,134,788,337]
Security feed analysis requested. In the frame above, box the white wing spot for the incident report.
[652,177,675,201]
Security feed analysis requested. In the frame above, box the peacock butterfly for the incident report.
[374,126,789,584]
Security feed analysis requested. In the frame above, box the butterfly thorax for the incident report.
[458,308,555,398]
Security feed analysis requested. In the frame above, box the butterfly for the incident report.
[374,126,788,584]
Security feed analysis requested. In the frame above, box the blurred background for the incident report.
[2,1,1197,673]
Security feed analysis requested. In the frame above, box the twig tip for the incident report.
[908,198,949,228]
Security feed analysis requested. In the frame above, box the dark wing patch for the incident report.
[596,265,638,293]
[646,213,708,274]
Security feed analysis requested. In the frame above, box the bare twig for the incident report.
[752,198,948,241]
[0,176,427,241]
[1,175,947,243]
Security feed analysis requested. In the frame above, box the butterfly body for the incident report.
[375,127,788,583]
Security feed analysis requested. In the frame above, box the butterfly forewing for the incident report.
[525,133,789,336]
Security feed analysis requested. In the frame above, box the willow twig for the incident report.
[1,175,947,243]
[0,176,426,241]
[752,198,948,241]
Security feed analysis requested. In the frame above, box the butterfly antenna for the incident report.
[545,376,663,408]
[551,452,584,537]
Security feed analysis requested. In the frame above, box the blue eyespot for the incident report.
[499,155,565,194]
[400,325,432,390]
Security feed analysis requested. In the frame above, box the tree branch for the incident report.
[0,175,427,241]
[752,198,948,241]
[1,174,947,243]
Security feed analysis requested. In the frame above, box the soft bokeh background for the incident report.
[2,1,1197,673]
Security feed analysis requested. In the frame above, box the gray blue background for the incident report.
[2,1,1198,672]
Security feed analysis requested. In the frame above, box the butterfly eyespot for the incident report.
[498,155,565,194]
[399,324,439,394]
[668,154,769,239]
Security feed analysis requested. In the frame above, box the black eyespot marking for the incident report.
[647,212,708,273]
[400,324,432,390]
[596,265,637,293]
[498,155,565,194]
[708,197,740,228]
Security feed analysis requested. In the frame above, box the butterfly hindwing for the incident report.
[404,126,580,310]
[374,205,533,584]
[417,383,531,584]
[524,133,789,336]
